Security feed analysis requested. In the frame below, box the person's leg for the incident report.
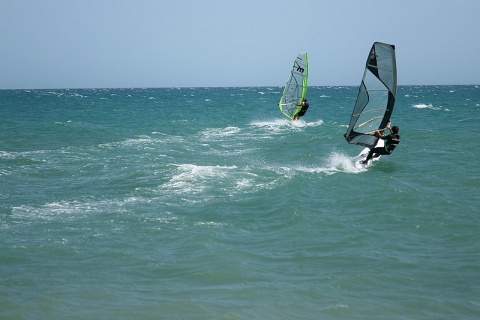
[364,149,374,162]
[365,147,385,162]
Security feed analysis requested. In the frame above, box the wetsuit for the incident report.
[296,102,309,117]
[365,133,401,162]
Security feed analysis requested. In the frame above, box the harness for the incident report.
[385,134,400,153]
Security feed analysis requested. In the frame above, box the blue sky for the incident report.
[1,0,479,89]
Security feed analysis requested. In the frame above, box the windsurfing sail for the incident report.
[279,53,308,119]
[344,42,397,148]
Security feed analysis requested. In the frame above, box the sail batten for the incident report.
[344,42,397,148]
[279,53,308,119]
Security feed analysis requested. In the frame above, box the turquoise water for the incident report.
[1,86,479,319]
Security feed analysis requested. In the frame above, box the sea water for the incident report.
[1,86,479,319]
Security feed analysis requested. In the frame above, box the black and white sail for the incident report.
[344,42,397,148]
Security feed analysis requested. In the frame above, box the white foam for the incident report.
[412,103,441,110]
[251,118,292,127]
[235,177,253,189]
[10,197,180,225]
[13,199,103,220]
[158,164,285,202]
[265,151,366,176]
[0,151,15,159]
[304,152,366,175]
[306,119,324,127]
[99,135,185,150]
[163,164,238,194]
[250,118,323,132]
[199,126,240,138]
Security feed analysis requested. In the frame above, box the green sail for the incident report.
[278,53,308,120]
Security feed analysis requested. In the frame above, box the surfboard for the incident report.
[353,139,385,168]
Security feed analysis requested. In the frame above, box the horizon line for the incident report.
[1,84,479,91]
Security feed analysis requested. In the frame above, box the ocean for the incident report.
[1,85,479,319]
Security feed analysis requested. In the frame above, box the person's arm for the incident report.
[376,123,393,138]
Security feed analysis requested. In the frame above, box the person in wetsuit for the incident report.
[361,124,400,164]
[293,98,309,120]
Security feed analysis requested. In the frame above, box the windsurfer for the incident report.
[293,99,309,120]
[361,124,400,164]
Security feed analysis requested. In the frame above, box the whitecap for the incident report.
[250,118,305,131]
[306,119,324,127]
[199,126,240,138]
[312,152,367,175]
[162,164,238,195]
[412,103,441,110]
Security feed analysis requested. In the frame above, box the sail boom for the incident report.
[359,88,389,92]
